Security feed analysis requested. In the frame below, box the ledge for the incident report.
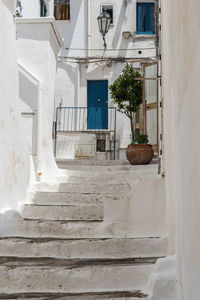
[16,17,64,48]
[133,34,156,41]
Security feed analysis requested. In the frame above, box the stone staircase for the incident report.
[0,163,168,299]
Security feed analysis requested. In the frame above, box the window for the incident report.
[136,129,140,137]
[54,0,70,20]
[40,0,47,17]
[102,5,113,24]
[97,139,106,152]
[137,3,155,34]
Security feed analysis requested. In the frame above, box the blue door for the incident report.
[87,80,108,130]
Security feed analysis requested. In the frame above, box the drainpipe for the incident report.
[155,0,160,59]
[37,84,44,180]
[86,0,90,59]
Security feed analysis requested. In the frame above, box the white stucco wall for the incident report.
[162,0,200,299]
[16,18,63,181]
[57,0,86,57]
[20,0,40,17]
[57,0,156,58]
[0,0,30,211]
[89,0,156,58]
[20,0,54,18]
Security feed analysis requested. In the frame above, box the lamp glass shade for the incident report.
[97,12,111,35]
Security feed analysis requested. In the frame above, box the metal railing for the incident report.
[54,106,117,159]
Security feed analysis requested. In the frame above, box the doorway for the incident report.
[87,80,108,130]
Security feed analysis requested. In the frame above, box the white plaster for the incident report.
[20,0,54,18]
[146,256,176,300]
[56,133,96,159]
[0,0,30,211]
[161,1,200,299]
[16,18,63,182]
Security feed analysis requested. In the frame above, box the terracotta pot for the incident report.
[126,144,154,165]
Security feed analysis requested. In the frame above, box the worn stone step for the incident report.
[0,237,168,259]
[55,173,159,184]
[56,158,158,167]
[0,220,165,239]
[58,176,136,184]
[0,256,158,268]
[0,291,149,299]
[0,264,154,293]
[36,182,133,194]
[56,159,131,166]
[31,191,123,206]
[57,167,160,180]
[57,161,158,171]
[21,204,103,221]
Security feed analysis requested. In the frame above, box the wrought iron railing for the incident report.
[54,106,117,159]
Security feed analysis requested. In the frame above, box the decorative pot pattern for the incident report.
[126,144,154,165]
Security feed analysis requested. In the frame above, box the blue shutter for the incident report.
[137,3,155,34]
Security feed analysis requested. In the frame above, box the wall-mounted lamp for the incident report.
[97,11,111,48]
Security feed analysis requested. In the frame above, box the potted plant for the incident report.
[127,134,154,165]
[109,64,154,165]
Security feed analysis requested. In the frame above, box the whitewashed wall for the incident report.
[57,0,156,58]
[20,0,54,17]
[89,0,156,58]
[17,18,63,181]
[162,0,200,299]
[0,0,30,211]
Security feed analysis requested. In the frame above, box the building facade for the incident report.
[53,0,159,160]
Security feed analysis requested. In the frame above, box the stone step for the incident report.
[36,182,133,194]
[57,167,159,179]
[56,158,158,167]
[57,175,139,185]
[0,220,165,239]
[31,191,123,206]
[0,291,149,299]
[21,204,103,221]
[0,256,158,267]
[57,163,158,172]
[57,159,157,167]
[0,237,168,259]
[56,159,131,166]
[0,264,154,294]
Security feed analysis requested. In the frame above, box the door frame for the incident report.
[143,62,159,153]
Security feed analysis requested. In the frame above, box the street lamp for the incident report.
[97,11,111,49]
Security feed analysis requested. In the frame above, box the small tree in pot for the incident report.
[109,64,154,165]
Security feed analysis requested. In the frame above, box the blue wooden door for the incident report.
[87,80,108,130]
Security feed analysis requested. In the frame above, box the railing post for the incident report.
[114,107,117,160]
